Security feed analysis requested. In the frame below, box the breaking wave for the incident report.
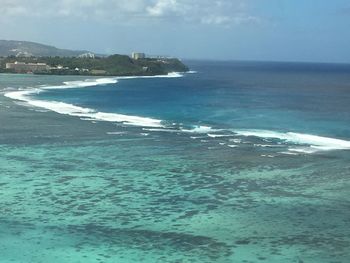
[233,129,350,153]
[4,73,183,128]
[4,73,350,154]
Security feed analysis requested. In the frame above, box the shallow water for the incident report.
[1,61,350,262]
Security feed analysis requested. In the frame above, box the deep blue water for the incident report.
[36,61,350,138]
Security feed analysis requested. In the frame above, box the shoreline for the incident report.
[0,70,192,78]
[0,55,190,77]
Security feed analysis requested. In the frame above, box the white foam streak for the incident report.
[5,92,163,127]
[234,129,350,153]
[107,132,126,135]
[4,76,175,127]
[117,72,183,80]
[181,126,220,133]
[143,125,222,134]
[93,112,162,127]
[279,151,300,156]
[143,128,180,133]
[62,78,118,88]
[207,133,232,138]
[288,147,318,154]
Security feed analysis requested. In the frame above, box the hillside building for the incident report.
[6,61,50,73]
[78,52,95,59]
[131,52,146,60]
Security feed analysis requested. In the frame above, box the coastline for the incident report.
[0,55,190,76]
[0,70,190,77]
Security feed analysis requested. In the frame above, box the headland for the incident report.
[0,54,189,76]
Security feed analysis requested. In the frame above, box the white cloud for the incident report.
[201,15,232,26]
[146,0,180,17]
[0,0,260,26]
[144,0,259,26]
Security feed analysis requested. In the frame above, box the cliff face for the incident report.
[0,40,90,57]
[135,58,189,75]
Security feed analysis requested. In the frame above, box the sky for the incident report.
[1,0,350,63]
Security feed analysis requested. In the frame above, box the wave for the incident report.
[5,73,350,155]
[107,131,127,135]
[180,125,221,133]
[116,72,183,80]
[143,125,221,134]
[5,92,164,127]
[4,73,183,128]
[233,129,350,153]
[62,78,118,88]
[143,128,180,133]
[207,133,233,138]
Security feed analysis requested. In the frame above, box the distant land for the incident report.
[0,40,189,76]
[0,40,92,57]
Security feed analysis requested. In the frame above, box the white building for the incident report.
[6,61,50,72]
[78,52,95,59]
[131,52,146,60]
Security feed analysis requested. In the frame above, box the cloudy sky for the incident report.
[1,0,350,63]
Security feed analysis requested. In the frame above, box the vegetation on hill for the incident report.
[0,55,189,76]
[0,40,90,57]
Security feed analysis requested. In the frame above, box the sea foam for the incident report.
[207,133,233,138]
[117,72,183,80]
[233,129,350,153]
[180,125,220,133]
[4,74,182,128]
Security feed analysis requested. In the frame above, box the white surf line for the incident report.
[142,128,181,133]
[180,125,222,133]
[233,129,350,153]
[207,133,234,138]
[142,125,224,135]
[4,73,183,128]
[116,72,184,80]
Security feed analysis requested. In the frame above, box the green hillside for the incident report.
[0,40,90,57]
[0,55,189,76]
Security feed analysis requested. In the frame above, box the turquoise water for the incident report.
[1,61,350,262]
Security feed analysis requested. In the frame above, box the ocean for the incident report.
[1,60,350,262]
